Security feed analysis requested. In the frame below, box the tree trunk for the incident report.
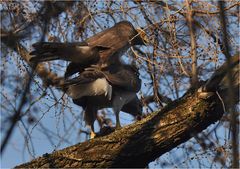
[15,54,239,168]
[15,89,225,168]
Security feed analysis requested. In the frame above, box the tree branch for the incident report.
[219,2,239,168]
[15,55,239,168]
[186,0,198,87]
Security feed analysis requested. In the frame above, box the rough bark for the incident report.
[15,54,239,168]
[15,91,223,168]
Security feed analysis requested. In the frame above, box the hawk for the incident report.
[62,62,142,138]
[29,21,147,78]
[29,21,146,138]
[73,94,142,138]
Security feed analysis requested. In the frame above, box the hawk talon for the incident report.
[115,123,121,130]
[90,131,96,139]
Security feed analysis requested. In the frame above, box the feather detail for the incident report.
[66,78,112,99]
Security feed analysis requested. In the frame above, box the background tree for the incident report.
[1,0,239,168]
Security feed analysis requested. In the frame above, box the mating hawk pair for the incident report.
[30,21,147,138]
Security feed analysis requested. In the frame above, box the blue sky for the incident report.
[1,1,238,168]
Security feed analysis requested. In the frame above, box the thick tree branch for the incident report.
[15,90,224,168]
[15,55,239,168]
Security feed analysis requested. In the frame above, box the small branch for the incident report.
[219,2,239,168]
[204,54,239,92]
[1,34,64,87]
[1,63,36,154]
[15,51,239,168]
[1,33,64,154]
[186,0,198,87]
[193,2,240,15]
[15,87,225,168]
[143,92,172,105]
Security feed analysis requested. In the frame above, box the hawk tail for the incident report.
[29,42,65,63]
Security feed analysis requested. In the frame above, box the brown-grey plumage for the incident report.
[29,21,147,78]
[64,63,141,92]
[63,63,142,138]
[29,42,109,64]
[29,21,145,138]
[85,21,146,65]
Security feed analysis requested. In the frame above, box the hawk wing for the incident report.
[30,42,88,62]
[63,63,141,93]
[30,21,143,65]
[30,42,109,64]
[63,69,105,86]
[121,95,142,117]
[103,64,141,92]
[86,21,138,63]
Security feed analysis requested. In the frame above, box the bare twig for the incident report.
[218,1,239,168]
[1,63,36,154]
[186,0,198,87]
